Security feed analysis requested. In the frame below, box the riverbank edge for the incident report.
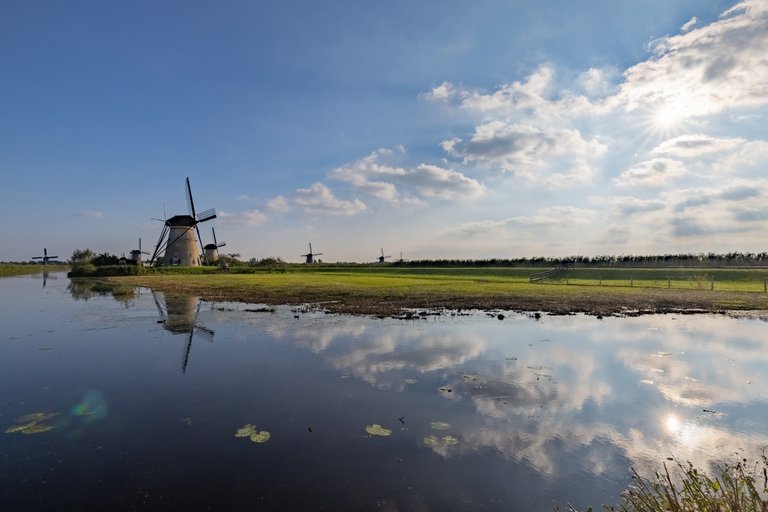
[105,275,768,319]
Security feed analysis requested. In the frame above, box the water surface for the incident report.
[1,273,767,510]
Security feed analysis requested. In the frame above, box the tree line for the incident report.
[391,252,768,268]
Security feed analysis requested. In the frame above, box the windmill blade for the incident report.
[212,227,218,246]
[309,243,313,254]
[314,252,324,256]
[185,177,196,219]
[196,208,216,223]
[149,224,170,265]
[195,224,207,265]
[381,248,384,257]
[44,248,48,257]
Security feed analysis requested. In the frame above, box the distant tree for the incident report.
[91,252,119,266]
[70,248,95,266]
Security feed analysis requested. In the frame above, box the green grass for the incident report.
[116,265,768,294]
[0,264,69,277]
[563,458,768,511]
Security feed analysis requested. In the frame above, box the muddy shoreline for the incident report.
[111,277,768,318]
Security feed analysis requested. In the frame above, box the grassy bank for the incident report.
[0,264,69,277]
[108,266,768,316]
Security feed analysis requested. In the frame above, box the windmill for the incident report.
[129,238,150,265]
[301,243,323,264]
[149,177,217,266]
[377,248,391,263]
[203,227,226,264]
[32,248,58,265]
[152,291,214,374]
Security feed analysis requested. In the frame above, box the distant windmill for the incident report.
[377,248,391,263]
[301,243,323,264]
[32,248,58,265]
[397,252,405,263]
[129,238,150,265]
[203,227,226,264]
[149,178,217,266]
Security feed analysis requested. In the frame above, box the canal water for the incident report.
[1,272,767,510]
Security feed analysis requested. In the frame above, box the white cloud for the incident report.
[651,134,745,158]
[444,121,605,183]
[680,16,698,32]
[218,209,268,226]
[331,148,484,203]
[614,158,688,188]
[294,182,367,216]
[266,195,291,213]
[617,1,768,117]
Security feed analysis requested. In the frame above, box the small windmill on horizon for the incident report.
[301,243,323,264]
[32,248,58,265]
[203,227,226,264]
[130,238,150,265]
[149,178,217,266]
[377,248,391,263]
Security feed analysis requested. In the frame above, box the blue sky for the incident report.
[2,0,766,263]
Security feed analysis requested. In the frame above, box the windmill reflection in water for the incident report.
[152,291,214,373]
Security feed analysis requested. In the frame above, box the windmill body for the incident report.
[129,238,150,265]
[301,243,323,264]
[203,227,226,264]
[164,215,201,266]
[377,248,391,263]
[150,178,216,266]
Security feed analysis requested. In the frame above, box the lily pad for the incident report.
[430,421,451,430]
[235,424,271,443]
[365,424,392,437]
[5,412,59,435]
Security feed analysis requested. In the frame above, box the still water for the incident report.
[1,273,767,510]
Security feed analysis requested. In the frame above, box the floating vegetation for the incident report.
[430,421,451,430]
[5,412,60,435]
[462,374,478,383]
[424,435,459,448]
[235,424,271,443]
[365,424,392,437]
[438,386,453,393]
[404,379,418,385]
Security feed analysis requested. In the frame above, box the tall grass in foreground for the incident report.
[563,458,768,512]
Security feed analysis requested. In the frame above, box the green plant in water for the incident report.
[234,424,271,443]
[365,424,392,437]
[561,458,768,512]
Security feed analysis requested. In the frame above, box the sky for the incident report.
[2,0,767,263]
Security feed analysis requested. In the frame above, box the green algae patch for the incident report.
[430,421,451,430]
[365,424,392,437]
[5,412,60,435]
[235,424,271,443]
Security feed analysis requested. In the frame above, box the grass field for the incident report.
[0,264,69,277]
[108,265,768,316]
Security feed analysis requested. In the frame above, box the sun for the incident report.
[652,102,687,134]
